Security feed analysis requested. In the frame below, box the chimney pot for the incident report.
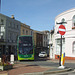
[11,15,15,19]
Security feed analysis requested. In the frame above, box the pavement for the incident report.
[0,59,75,75]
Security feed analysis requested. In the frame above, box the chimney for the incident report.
[11,15,15,19]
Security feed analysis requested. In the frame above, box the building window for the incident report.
[1,27,5,32]
[1,19,4,25]
[17,25,18,29]
[44,41,45,46]
[57,39,60,44]
[46,36,47,40]
[22,29,24,34]
[31,31,33,35]
[16,34,18,42]
[56,39,65,55]
[72,15,75,29]
[73,41,75,54]
[46,42,47,46]
[14,23,15,28]
[9,22,12,27]
[26,30,28,35]
[0,26,1,33]
[40,42,41,46]
[8,32,12,42]
[0,32,4,39]
[8,22,10,27]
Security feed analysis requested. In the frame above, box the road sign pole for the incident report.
[59,35,62,66]
[58,25,66,66]
[57,23,66,69]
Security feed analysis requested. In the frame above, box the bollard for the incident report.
[58,53,65,69]
[0,58,1,62]
[10,54,14,64]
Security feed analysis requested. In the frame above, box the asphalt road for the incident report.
[18,57,75,69]
[17,57,75,75]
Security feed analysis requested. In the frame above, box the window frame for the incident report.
[1,19,4,25]
[72,41,75,54]
[22,29,24,34]
[72,15,75,29]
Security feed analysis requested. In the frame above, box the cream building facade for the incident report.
[21,23,33,36]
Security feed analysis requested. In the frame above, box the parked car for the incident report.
[39,52,47,57]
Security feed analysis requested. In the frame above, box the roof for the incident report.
[55,8,75,20]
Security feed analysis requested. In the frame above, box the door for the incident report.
[50,47,53,59]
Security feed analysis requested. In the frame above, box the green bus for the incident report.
[17,35,34,60]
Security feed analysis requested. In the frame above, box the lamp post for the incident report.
[0,23,4,62]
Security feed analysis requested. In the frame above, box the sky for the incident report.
[1,0,75,31]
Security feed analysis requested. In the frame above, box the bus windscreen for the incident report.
[18,36,33,55]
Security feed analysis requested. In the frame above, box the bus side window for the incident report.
[0,48,2,58]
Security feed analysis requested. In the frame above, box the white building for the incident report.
[40,31,50,55]
[55,8,75,60]
[49,30,55,59]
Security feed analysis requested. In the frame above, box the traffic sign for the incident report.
[58,25,66,35]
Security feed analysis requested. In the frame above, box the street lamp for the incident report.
[56,22,67,24]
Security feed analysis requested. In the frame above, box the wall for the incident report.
[55,8,75,60]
